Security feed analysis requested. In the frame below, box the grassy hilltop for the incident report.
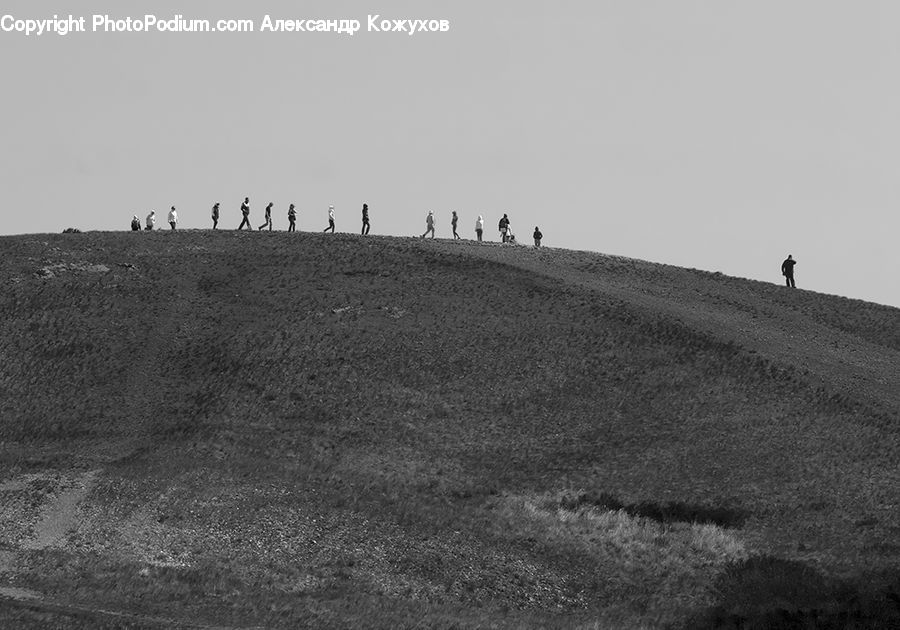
[0,230,898,629]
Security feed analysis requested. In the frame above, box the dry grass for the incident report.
[496,493,747,623]
[0,230,897,628]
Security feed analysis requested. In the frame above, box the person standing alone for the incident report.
[475,215,484,241]
[451,211,461,239]
[168,206,177,230]
[288,204,297,232]
[145,211,156,231]
[238,197,251,230]
[211,202,220,229]
[324,205,335,232]
[258,202,273,231]
[361,203,370,235]
[533,226,542,248]
[781,254,797,288]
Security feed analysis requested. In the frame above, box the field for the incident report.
[0,230,898,628]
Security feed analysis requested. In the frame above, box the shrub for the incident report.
[685,556,900,629]
[556,490,749,528]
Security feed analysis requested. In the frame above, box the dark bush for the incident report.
[683,556,900,629]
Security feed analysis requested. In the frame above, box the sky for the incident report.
[2,1,899,308]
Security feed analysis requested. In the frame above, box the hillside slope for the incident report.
[0,231,898,628]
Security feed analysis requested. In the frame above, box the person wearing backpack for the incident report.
[131,215,141,231]
[288,204,297,232]
[145,211,156,230]
[498,214,510,242]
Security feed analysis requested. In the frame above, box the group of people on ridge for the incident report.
[128,200,799,287]
[132,207,178,231]
[131,200,544,246]
[424,211,542,247]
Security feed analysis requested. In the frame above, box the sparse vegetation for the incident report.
[0,230,897,628]
[554,490,749,528]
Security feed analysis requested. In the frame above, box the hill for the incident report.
[0,230,898,628]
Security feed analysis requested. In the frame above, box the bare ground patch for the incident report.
[0,470,101,606]
[21,470,100,551]
[36,262,110,278]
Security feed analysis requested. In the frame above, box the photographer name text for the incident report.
[1,14,450,37]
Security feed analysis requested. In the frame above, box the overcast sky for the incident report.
[2,1,898,308]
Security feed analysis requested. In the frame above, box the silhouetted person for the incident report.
[499,213,510,242]
[211,203,219,229]
[533,226,542,247]
[475,215,484,241]
[131,215,141,231]
[145,211,155,231]
[324,205,335,232]
[422,211,435,238]
[258,202,273,231]
[451,211,461,239]
[288,204,297,232]
[781,254,797,288]
[361,203,370,235]
[238,197,251,230]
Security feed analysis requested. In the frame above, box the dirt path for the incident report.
[0,551,16,576]
[440,241,900,416]
[0,586,40,600]
[0,470,263,628]
[21,470,100,551]
[1,471,100,605]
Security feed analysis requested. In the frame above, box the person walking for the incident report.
[475,215,484,242]
[211,203,220,229]
[131,215,141,231]
[145,211,155,231]
[422,210,435,238]
[781,254,797,288]
[324,205,335,232]
[168,207,178,230]
[288,204,297,232]
[361,203,370,235]
[451,211,461,239]
[498,213,510,243]
[238,197,251,230]
[258,202,273,231]
[533,226,543,248]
